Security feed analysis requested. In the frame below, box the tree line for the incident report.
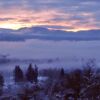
[50,66,100,100]
[14,64,38,83]
[0,61,100,100]
[0,64,38,96]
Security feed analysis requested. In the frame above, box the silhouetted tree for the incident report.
[34,64,38,83]
[66,69,83,100]
[60,68,65,78]
[83,66,94,87]
[26,64,35,83]
[0,73,4,96]
[0,74,4,87]
[82,66,100,99]
[13,66,24,83]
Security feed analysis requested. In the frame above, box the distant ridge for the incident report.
[0,27,100,41]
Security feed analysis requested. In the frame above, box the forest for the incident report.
[0,61,100,100]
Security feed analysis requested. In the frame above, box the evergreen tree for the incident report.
[0,74,4,87]
[66,69,83,100]
[60,68,65,78]
[14,65,24,83]
[0,73,4,96]
[26,64,35,83]
[34,64,38,83]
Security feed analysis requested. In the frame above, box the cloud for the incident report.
[0,18,14,21]
[0,0,99,31]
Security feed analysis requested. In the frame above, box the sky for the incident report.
[0,0,100,31]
